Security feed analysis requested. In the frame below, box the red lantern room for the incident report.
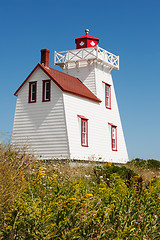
[75,29,99,49]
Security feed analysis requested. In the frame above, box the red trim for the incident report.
[14,64,39,96]
[28,81,37,103]
[14,63,101,103]
[108,122,117,127]
[103,82,111,109]
[39,64,101,103]
[63,90,101,103]
[42,80,51,102]
[77,115,88,147]
[77,115,88,120]
[81,119,88,147]
[108,123,117,151]
[75,34,99,41]
[102,81,111,85]
[38,64,64,91]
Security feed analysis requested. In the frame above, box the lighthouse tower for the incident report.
[54,29,128,162]
[12,29,128,163]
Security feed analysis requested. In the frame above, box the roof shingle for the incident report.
[14,64,101,103]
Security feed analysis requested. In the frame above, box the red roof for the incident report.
[75,30,99,49]
[14,64,101,103]
[75,33,99,41]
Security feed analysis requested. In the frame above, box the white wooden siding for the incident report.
[12,67,69,159]
[63,61,96,95]
[63,94,128,163]
[63,61,128,163]
[12,59,128,163]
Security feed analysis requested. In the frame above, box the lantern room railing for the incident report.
[54,46,119,70]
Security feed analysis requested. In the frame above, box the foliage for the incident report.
[93,163,137,182]
[0,149,160,239]
[147,159,160,170]
[128,158,160,170]
[0,145,35,211]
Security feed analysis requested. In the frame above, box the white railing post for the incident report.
[54,46,119,70]
[117,56,119,69]
[96,46,98,59]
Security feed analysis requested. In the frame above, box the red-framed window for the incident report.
[108,123,117,151]
[42,80,51,102]
[105,83,111,109]
[29,81,37,103]
[103,82,111,109]
[77,115,88,147]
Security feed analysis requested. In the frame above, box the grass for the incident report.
[126,158,160,181]
[0,145,160,239]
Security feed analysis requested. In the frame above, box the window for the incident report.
[82,119,88,146]
[108,123,117,151]
[29,81,37,103]
[103,82,111,109]
[42,80,51,102]
[77,115,88,147]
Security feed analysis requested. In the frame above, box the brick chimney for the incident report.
[41,49,50,67]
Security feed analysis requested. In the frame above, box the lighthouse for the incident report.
[55,29,119,97]
[12,30,128,163]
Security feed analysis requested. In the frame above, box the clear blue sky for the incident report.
[0,0,160,160]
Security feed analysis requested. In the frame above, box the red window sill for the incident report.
[82,144,88,147]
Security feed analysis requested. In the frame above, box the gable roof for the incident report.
[14,64,101,103]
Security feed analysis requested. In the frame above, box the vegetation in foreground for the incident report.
[0,145,160,239]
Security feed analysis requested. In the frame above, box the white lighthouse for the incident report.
[12,30,128,163]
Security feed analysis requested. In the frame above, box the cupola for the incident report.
[75,29,99,49]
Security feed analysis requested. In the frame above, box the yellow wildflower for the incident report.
[38,167,43,171]
[21,176,25,181]
[108,162,112,166]
[85,194,93,198]
[68,198,76,201]
[73,227,79,231]
[99,188,106,191]
[104,162,112,167]
[158,194,160,200]
[52,174,58,180]
[49,176,53,181]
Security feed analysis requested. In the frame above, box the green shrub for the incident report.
[147,159,160,170]
[0,148,160,240]
[93,162,137,182]
[128,158,147,169]
[128,158,160,170]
